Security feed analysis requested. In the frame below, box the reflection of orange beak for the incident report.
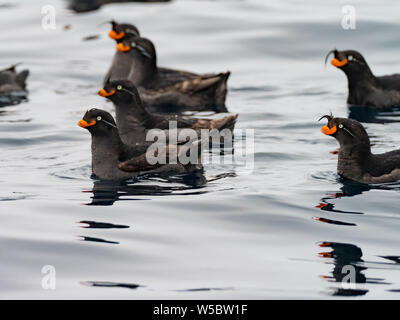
[321,125,337,135]
[98,88,115,97]
[319,242,331,247]
[331,58,348,67]
[319,252,333,258]
[117,43,131,52]
[78,119,96,128]
[109,30,125,40]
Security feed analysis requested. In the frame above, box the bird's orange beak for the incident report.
[98,88,115,97]
[117,43,131,52]
[78,119,96,128]
[109,30,125,40]
[331,58,348,67]
[321,125,337,135]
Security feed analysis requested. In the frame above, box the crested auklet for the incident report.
[326,49,400,109]
[106,35,230,112]
[98,80,238,146]
[320,114,400,184]
[103,21,141,84]
[78,108,202,180]
[108,21,140,43]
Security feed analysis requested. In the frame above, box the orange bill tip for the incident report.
[98,88,115,97]
[321,125,337,135]
[331,58,348,67]
[316,203,328,209]
[117,42,131,52]
[78,119,96,128]
[319,252,333,258]
[319,242,331,247]
[109,30,125,40]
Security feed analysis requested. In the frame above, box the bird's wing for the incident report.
[176,73,230,94]
[377,74,400,90]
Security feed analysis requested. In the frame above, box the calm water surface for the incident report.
[1,0,400,299]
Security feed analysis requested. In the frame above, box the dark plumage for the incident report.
[104,22,140,84]
[98,80,238,146]
[320,114,400,184]
[0,64,29,106]
[327,49,400,109]
[78,108,203,180]
[106,35,230,112]
[0,64,29,94]
[68,0,171,13]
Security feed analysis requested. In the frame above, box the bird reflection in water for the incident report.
[84,169,209,206]
[77,221,130,245]
[318,241,389,296]
[348,105,400,124]
[315,178,400,226]
[77,235,119,244]
[80,281,141,290]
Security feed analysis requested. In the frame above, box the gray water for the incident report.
[1,0,400,299]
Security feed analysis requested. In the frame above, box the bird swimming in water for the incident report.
[98,80,238,146]
[103,21,141,84]
[108,21,140,43]
[326,49,400,109]
[78,108,203,180]
[320,114,400,184]
[106,35,230,112]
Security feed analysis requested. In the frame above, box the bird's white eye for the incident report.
[339,124,343,129]
[117,85,122,90]
[97,116,102,121]
[348,55,353,61]
[131,42,136,47]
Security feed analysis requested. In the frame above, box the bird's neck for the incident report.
[108,51,133,81]
[128,57,158,87]
[90,129,126,180]
[337,144,372,181]
[346,67,377,104]
[115,100,151,134]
